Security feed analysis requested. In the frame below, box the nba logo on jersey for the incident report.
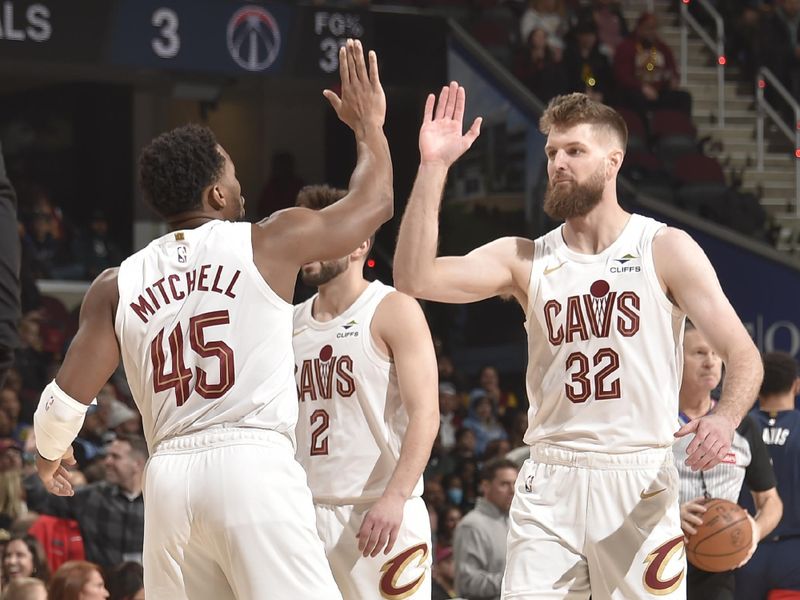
[177,246,187,263]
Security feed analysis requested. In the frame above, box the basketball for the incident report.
[685,498,752,572]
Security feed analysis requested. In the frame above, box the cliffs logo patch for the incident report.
[338,320,359,339]
[226,6,281,72]
[611,253,641,274]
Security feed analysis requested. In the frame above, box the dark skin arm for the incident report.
[36,268,120,495]
[253,40,394,302]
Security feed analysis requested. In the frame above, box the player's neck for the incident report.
[562,203,630,255]
[313,272,369,321]
[679,392,714,420]
[759,393,795,413]
[166,211,219,231]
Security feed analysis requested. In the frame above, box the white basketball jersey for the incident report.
[293,281,421,504]
[115,220,298,451]
[524,214,685,452]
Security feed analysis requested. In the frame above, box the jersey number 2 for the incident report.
[150,310,235,406]
[310,409,329,456]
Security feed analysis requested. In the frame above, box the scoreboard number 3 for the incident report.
[151,8,180,59]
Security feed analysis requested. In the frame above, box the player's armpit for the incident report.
[55,268,121,403]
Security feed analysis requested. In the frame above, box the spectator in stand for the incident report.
[514,28,569,102]
[1,577,47,600]
[0,440,27,529]
[472,366,519,420]
[13,315,50,404]
[437,504,463,555]
[463,392,508,457]
[49,560,109,600]
[562,14,615,103]
[614,12,692,116]
[424,479,448,516]
[24,434,146,568]
[71,211,124,281]
[453,427,478,463]
[432,546,463,600]
[520,0,570,59]
[1,535,49,589]
[453,459,518,600]
[444,473,467,511]
[589,0,629,59]
[105,561,144,600]
[439,382,463,451]
[482,439,511,462]
[758,0,800,103]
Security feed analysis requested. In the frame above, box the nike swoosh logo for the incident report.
[640,488,667,500]
[543,261,567,275]
[292,328,308,337]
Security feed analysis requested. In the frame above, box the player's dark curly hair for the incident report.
[138,124,225,218]
[761,352,798,397]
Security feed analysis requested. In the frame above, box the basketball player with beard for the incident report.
[394,89,762,598]
[292,184,439,600]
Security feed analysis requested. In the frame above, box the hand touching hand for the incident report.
[324,39,385,134]
[675,413,735,471]
[36,445,76,497]
[356,493,406,558]
[419,82,482,168]
[680,497,707,537]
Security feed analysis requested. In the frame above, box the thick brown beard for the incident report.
[301,259,348,287]
[544,167,606,220]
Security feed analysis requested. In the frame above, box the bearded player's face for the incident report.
[543,123,612,220]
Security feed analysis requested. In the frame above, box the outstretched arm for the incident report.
[356,292,439,557]
[35,268,120,496]
[660,229,763,471]
[258,40,393,266]
[394,83,530,305]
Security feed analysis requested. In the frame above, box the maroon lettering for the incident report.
[145,286,161,310]
[198,264,210,292]
[224,270,241,299]
[298,361,316,402]
[130,295,156,324]
[152,277,170,305]
[168,274,185,300]
[335,356,356,397]
[617,292,640,337]
[185,269,197,294]
[565,296,589,343]
[211,266,224,294]
[544,300,563,345]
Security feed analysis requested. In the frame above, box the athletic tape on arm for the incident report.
[34,380,90,461]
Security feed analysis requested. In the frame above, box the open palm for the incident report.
[419,82,482,167]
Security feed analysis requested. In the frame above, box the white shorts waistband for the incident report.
[529,443,673,470]
[153,426,293,456]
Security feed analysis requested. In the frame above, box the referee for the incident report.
[673,322,783,600]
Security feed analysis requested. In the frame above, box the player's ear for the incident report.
[207,184,226,211]
[606,148,624,177]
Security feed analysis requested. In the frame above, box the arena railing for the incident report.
[679,0,725,127]
[756,66,800,217]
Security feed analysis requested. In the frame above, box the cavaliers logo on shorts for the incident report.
[379,543,429,599]
[642,536,685,595]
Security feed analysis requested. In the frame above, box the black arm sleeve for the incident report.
[740,415,777,493]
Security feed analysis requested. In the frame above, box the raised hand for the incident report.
[419,81,482,168]
[323,39,385,134]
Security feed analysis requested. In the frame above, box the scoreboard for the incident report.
[0,0,376,78]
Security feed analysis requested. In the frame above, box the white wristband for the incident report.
[34,380,90,461]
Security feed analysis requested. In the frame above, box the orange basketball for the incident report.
[685,498,752,572]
